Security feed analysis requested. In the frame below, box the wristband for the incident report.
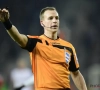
[3,19,12,30]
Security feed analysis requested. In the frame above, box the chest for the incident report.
[36,43,72,64]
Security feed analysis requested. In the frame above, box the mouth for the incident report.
[51,25,58,28]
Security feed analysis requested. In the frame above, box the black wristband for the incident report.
[3,19,12,30]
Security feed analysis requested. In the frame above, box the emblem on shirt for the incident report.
[64,47,71,64]
[52,42,60,45]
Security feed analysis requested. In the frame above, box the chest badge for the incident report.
[64,47,71,64]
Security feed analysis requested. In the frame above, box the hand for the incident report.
[14,85,24,90]
[0,8,10,22]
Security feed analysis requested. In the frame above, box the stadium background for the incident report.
[0,0,100,90]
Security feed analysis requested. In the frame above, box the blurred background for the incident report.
[0,0,100,90]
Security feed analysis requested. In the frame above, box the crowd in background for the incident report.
[0,0,100,90]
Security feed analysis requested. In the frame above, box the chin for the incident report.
[50,28,58,32]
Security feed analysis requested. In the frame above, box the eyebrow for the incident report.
[48,16,59,18]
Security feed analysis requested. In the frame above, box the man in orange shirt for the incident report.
[0,7,87,90]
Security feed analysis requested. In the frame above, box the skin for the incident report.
[0,8,87,90]
[40,10,59,40]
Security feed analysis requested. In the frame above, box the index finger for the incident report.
[2,8,9,13]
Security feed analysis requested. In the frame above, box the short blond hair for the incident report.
[40,7,56,20]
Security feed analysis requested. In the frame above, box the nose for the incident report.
[52,18,57,23]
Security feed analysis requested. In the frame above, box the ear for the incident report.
[40,20,43,27]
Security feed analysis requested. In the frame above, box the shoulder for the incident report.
[27,35,42,42]
[27,35,39,39]
[60,38,74,48]
[60,38,76,53]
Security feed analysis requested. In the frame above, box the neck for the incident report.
[44,30,58,40]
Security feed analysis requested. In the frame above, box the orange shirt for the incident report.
[24,34,79,90]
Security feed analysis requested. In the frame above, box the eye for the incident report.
[49,16,53,20]
[55,16,59,20]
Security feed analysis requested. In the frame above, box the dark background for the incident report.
[0,0,100,90]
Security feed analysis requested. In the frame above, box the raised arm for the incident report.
[0,8,28,48]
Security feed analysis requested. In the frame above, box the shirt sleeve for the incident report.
[23,35,42,52]
[69,45,79,72]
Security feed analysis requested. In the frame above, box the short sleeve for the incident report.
[23,35,41,52]
[69,45,79,72]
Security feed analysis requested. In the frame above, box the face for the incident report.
[41,10,59,32]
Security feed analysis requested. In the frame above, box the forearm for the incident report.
[7,25,21,41]
[3,20,27,47]
[7,25,26,46]
[71,70,87,90]
[0,8,28,47]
